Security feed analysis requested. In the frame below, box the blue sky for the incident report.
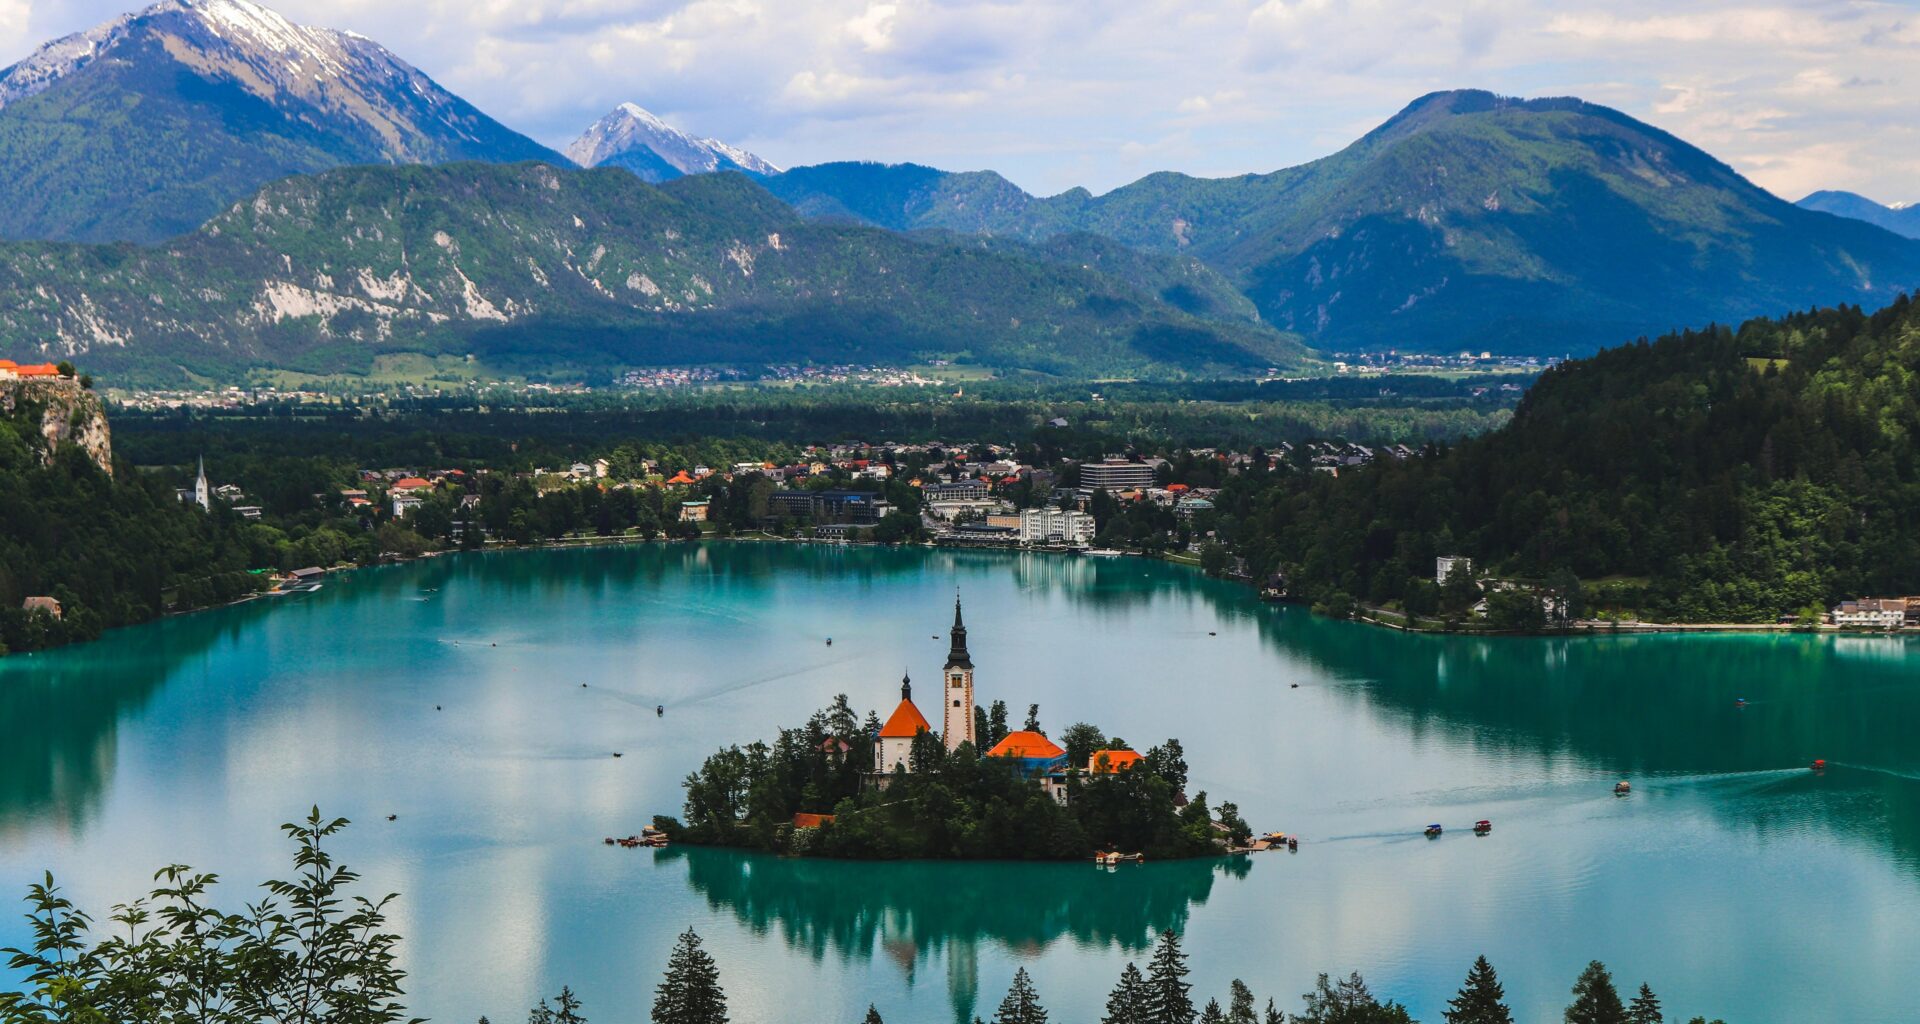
[5,0,1918,201]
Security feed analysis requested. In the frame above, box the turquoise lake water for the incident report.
[4,542,1919,1022]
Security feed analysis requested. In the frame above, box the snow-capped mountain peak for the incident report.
[565,103,778,182]
[1891,201,1916,211]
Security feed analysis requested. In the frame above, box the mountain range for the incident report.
[0,0,559,244]
[764,92,1920,355]
[1797,191,1920,240]
[565,103,777,183]
[0,0,1915,378]
[0,162,1302,383]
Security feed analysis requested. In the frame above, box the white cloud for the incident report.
[3,0,1919,201]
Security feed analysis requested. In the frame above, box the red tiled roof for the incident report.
[986,730,1064,760]
[392,477,431,490]
[878,699,932,739]
[792,812,835,829]
[1088,749,1143,774]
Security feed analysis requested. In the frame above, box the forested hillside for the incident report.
[0,163,1306,384]
[1219,297,1920,621]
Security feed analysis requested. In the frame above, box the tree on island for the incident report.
[652,928,728,1024]
[1145,929,1195,1024]
[1023,704,1043,733]
[1101,963,1150,1024]
[1565,961,1628,1024]
[861,1004,885,1024]
[991,967,1048,1024]
[1444,956,1513,1024]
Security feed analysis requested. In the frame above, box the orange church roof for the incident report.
[1088,749,1144,774]
[878,699,932,738]
[986,730,1064,760]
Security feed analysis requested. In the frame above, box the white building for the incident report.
[1832,598,1908,628]
[1020,507,1095,545]
[1078,458,1160,492]
[1436,555,1472,584]
[874,673,931,774]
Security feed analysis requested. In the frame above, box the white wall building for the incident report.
[1020,507,1096,545]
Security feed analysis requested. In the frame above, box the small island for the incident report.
[655,599,1250,860]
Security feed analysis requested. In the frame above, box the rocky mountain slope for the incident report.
[1798,191,1920,240]
[565,103,777,183]
[768,91,1920,355]
[0,377,112,475]
[0,163,1305,383]
[0,0,559,243]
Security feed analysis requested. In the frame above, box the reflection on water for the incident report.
[672,846,1248,1021]
[3,542,1920,1023]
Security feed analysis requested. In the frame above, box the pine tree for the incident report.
[992,967,1048,1024]
[1262,999,1283,1024]
[1565,961,1628,1024]
[1145,929,1194,1024]
[862,1004,885,1024]
[653,928,729,1024]
[1226,980,1257,1024]
[1627,984,1662,1024]
[1103,962,1150,1024]
[1198,998,1225,1024]
[1444,956,1513,1024]
[1024,704,1042,733]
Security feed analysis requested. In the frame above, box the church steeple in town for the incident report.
[901,670,912,702]
[942,595,976,752]
[193,455,210,511]
[945,595,972,670]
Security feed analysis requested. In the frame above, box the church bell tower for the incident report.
[943,596,976,752]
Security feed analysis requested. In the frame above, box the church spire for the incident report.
[945,595,972,670]
[901,670,912,702]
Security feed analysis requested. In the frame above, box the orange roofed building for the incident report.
[873,672,932,775]
[1087,749,1143,774]
[0,360,61,379]
[986,730,1070,804]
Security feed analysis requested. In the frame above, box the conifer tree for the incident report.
[1565,961,1628,1024]
[991,967,1048,1024]
[1627,984,1662,1024]
[1198,998,1225,1024]
[653,928,728,1024]
[1145,929,1195,1024]
[1262,999,1283,1024]
[1444,956,1513,1024]
[862,1004,885,1024]
[1102,962,1150,1024]
[1226,980,1257,1024]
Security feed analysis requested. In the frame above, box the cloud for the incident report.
[4,0,1919,202]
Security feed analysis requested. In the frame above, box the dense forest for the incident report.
[663,696,1240,860]
[0,399,269,653]
[1203,298,1920,622]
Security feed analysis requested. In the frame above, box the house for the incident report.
[663,470,697,486]
[985,730,1070,804]
[679,500,710,523]
[569,463,592,478]
[392,494,423,517]
[390,477,432,494]
[1436,555,1472,584]
[20,596,61,619]
[873,673,932,777]
[594,459,611,479]
[1087,749,1144,775]
[232,505,265,521]
[0,360,60,379]
[1832,598,1908,628]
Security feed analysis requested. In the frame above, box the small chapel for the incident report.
[872,598,1070,801]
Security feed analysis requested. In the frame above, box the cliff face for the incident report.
[0,376,112,475]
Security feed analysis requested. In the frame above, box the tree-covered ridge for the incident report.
[0,162,1306,384]
[767,91,1920,355]
[664,696,1237,860]
[1216,297,1920,622]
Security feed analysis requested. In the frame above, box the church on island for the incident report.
[872,598,1083,803]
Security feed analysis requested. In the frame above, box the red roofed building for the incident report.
[390,477,432,493]
[1088,749,1143,774]
[874,672,932,775]
[792,812,835,829]
[663,470,697,486]
[0,360,60,379]
[986,730,1070,804]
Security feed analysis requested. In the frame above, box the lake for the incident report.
[4,542,1918,1023]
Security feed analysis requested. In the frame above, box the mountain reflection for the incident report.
[666,845,1248,1021]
